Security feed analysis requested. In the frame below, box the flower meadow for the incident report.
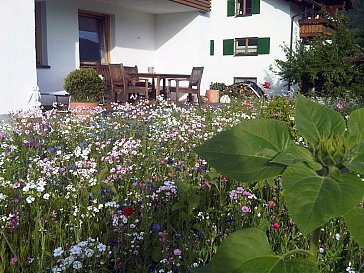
[0,98,363,273]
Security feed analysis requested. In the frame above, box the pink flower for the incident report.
[336,104,344,110]
[241,206,250,213]
[271,222,281,229]
[10,257,17,265]
[173,248,182,256]
[268,201,276,207]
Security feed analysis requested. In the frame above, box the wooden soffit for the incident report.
[169,0,211,12]
[287,0,352,10]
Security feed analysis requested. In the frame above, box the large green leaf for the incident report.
[347,108,364,148]
[345,108,364,175]
[344,154,364,176]
[233,257,319,273]
[271,146,322,170]
[194,119,292,182]
[211,228,273,273]
[282,165,364,235]
[344,204,364,248]
[295,94,345,145]
[188,228,318,273]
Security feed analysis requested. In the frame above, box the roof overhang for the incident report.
[287,0,353,10]
[94,0,210,14]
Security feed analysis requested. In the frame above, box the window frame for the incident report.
[236,0,252,17]
[234,37,258,56]
[35,1,49,68]
[234,77,257,84]
[78,10,110,67]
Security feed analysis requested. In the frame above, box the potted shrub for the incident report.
[64,68,106,112]
[206,82,226,103]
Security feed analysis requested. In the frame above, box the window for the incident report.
[236,0,252,16]
[223,37,270,56]
[235,38,258,55]
[35,1,48,67]
[234,77,257,84]
[210,40,215,56]
[227,0,260,17]
[78,11,110,67]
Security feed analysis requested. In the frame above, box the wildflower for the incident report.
[152,224,161,231]
[43,193,50,200]
[236,187,244,194]
[123,207,134,217]
[335,233,341,240]
[268,201,276,207]
[73,261,82,269]
[336,104,344,110]
[10,257,17,265]
[0,193,7,201]
[26,196,35,204]
[271,222,281,229]
[53,247,64,257]
[8,211,19,229]
[84,248,94,257]
[97,243,107,252]
[241,206,250,213]
[173,249,182,256]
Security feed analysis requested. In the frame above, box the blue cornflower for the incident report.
[152,224,161,231]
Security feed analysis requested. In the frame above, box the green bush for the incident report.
[64,68,106,102]
[209,82,226,91]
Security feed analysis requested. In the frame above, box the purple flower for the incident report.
[241,206,250,213]
[10,257,17,265]
[173,249,182,256]
[9,211,20,229]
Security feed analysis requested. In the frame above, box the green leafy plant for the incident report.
[64,68,106,102]
[193,94,364,272]
[209,82,226,91]
[274,20,363,97]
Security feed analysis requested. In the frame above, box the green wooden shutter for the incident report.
[210,40,215,56]
[257,37,270,54]
[252,0,260,14]
[227,0,235,16]
[223,39,234,55]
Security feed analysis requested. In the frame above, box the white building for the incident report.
[0,0,351,114]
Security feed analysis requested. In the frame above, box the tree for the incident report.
[275,20,363,97]
[347,0,364,48]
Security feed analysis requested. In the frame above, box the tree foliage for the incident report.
[275,20,364,97]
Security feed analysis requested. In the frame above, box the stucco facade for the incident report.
[0,0,305,114]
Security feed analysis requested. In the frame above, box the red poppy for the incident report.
[243,103,249,108]
[123,207,134,217]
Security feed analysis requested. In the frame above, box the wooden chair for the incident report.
[124,65,151,87]
[167,67,204,105]
[109,64,149,102]
[96,63,112,102]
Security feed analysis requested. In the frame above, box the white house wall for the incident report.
[37,0,156,104]
[155,11,211,93]
[206,0,293,92]
[0,0,38,115]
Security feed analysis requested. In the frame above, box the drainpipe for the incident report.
[287,2,321,91]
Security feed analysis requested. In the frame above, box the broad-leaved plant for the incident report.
[192,94,364,273]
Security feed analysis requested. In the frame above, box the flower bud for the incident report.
[316,137,348,167]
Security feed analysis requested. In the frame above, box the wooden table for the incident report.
[129,73,190,98]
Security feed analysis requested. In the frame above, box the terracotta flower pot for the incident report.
[69,102,98,116]
[205,89,220,104]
